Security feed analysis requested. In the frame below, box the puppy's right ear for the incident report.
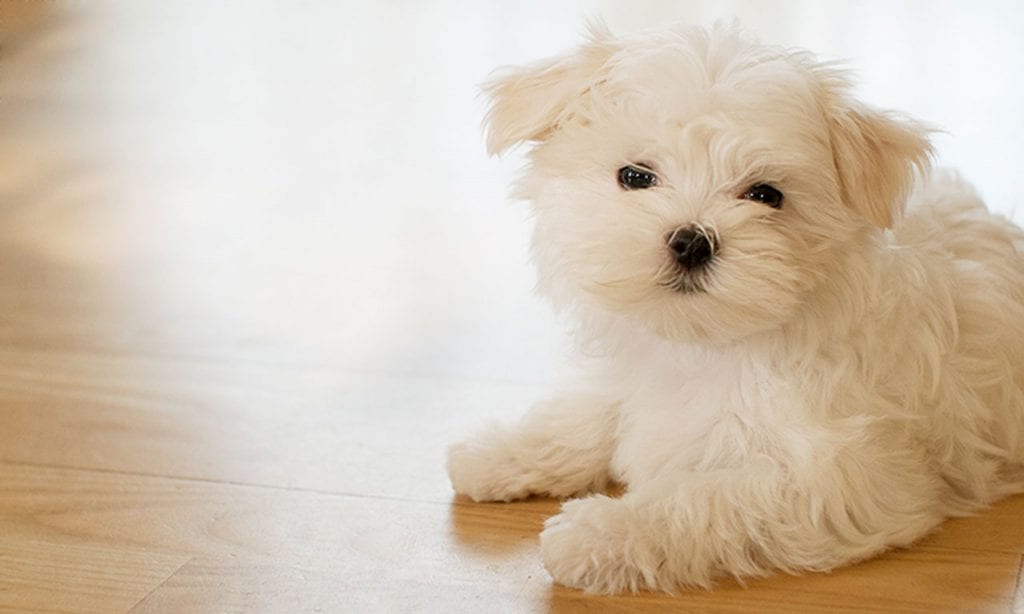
[483,25,617,156]
[807,64,933,229]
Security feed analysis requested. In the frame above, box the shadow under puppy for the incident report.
[447,23,1024,594]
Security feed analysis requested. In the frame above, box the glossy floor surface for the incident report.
[1,2,1023,612]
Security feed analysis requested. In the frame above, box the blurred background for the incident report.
[2,0,1023,387]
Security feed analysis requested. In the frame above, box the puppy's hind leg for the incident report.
[447,392,620,502]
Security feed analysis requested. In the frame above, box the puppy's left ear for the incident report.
[825,96,933,229]
[483,24,618,156]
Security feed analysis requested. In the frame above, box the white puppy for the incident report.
[446,23,1024,594]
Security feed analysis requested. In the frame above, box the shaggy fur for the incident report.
[446,23,1024,594]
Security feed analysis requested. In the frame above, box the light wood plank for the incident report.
[1,463,1021,612]
[0,537,189,614]
[920,496,1024,555]
[0,345,542,501]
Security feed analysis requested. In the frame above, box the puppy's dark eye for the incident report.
[617,165,658,190]
[742,184,783,209]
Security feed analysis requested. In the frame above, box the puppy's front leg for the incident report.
[540,444,946,593]
[446,392,620,502]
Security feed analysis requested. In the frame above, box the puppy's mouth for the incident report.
[659,270,710,294]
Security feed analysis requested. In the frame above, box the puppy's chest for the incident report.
[609,358,786,485]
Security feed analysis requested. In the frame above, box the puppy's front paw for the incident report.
[540,496,663,593]
[446,437,533,502]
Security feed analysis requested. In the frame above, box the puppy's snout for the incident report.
[666,226,715,269]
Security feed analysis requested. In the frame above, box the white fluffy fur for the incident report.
[446,23,1024,594]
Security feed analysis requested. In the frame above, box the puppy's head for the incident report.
[486,24,931,343]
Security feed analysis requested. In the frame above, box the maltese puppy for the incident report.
[446,23,1024,594]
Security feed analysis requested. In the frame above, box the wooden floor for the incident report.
[2,3,1024,613]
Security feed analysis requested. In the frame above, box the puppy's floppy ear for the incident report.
[824,98,933,229]
[483,24,618,156]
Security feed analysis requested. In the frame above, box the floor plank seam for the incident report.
[125,555,193,613]
[0,458,461,506]
[1013,554,1024,614]
[909,543,1024,558]
[0,346,553,387]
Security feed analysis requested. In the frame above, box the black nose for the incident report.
[667,227,715,269]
